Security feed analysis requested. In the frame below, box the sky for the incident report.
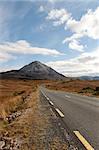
[0,0,99,77]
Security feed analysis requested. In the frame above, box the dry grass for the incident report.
[46,79,99,97]
[0,79,49,120]
[0,79,50,139]
[0,79,69,149]
[0,79,31,120]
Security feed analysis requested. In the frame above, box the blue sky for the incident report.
[0,0,99,76]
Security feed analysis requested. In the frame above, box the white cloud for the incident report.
[0,40,63,62]
[0,65,21,73]
[68,40,84,52]
[63,33,84,43]
[0,52,14,62]
[47,7,99,52]
[64,7,99,51]
[66,8,99,39]
[46,9,71,26]
[47,47,99,77]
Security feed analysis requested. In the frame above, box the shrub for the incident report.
[80,87,94,93]
[13,90,25,96]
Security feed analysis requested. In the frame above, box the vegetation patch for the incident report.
[79,87,94,93]
[46,80,99,97]
[13,90,25,96]
[94,86,99,95]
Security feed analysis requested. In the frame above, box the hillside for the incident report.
[0,61,66,80]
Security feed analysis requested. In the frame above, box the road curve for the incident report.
[40,87,99,150]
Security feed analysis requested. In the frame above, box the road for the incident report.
[40,87,99,150]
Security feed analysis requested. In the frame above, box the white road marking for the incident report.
[73,131,94,150]
[45,95,47,99]
[65,95,71,98]
[55,108,64,117]
[49,101,54,106]
[41,91,46,97]
[41,91,50,101]
[46,97,50,100]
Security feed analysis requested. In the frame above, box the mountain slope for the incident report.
[0,61,66,80]
[78,76,99,80]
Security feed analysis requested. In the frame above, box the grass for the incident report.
[0,79,69,149]
[0,79,49,121]
[46,79,99,97]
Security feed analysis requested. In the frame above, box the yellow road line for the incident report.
[73,131,94,150]
[55,108,64,117]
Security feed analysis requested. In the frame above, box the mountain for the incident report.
[78,76,99,80]
[0,61,66,80]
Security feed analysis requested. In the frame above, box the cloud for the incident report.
[0,40,63,62]
[64,7,99,50]
[46,9,71,26]
[63,33,84,43]
[0,65,21,73]
[77,55,96,63]
[47,7,99,52]
[66,8,99,39]
[0,52,14,62]
[47,47,99,77]
[68,40,84,52]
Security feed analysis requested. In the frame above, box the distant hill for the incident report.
[78,76,99,80]
[0,61,67,80]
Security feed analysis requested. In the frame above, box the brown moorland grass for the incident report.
[0,79,69,150]
[46,79,99,96]
[0,79,49,121]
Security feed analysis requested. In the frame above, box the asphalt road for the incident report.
[40,87,99,150]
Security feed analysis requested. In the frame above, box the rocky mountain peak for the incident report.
[0,61,67,80]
